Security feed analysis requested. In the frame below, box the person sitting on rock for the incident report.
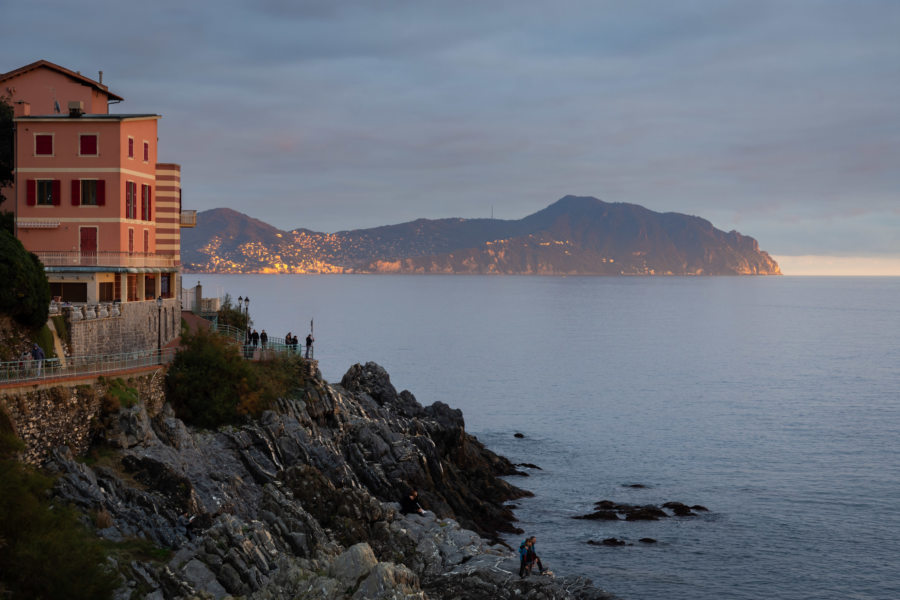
[400,488,425,516]
[519,536,544,577]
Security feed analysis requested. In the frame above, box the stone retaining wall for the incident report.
[0,371,167,465]
[67,297,181,356]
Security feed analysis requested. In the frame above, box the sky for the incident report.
[3,1,899,274]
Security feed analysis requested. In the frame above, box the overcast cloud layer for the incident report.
[3,0,898,265]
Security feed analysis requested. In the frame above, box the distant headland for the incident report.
[183,195,781,276]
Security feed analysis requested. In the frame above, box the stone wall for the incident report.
[66,297,181,356]
[0,370,167,465]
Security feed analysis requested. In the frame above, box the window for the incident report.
[36,180,58,206]
[161,274,171,298]
[126,181,137,219]
[143,229,149,253]
[141,184,152,220]
[79,134,98,156]
[99,282,114,302]
[144,275,156,300]
[128,137,134,158]
[80,180,98,205]
[35,134,53,156]
[143,141,149,162]
[127,274,138,302]
[128,228,134,253]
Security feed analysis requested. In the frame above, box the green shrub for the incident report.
[33,323,56,359]
[0,230,50,328]
[166,327,303,428]
[51,314,69,345]
[0,410,116,599]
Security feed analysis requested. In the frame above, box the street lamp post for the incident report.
[156,296,163,363]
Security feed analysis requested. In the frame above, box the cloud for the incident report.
[2,0,899,256]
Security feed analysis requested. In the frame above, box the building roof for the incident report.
[0,59,125,102]
[16,113,160,121]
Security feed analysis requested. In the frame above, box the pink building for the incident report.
[1,60,195,353]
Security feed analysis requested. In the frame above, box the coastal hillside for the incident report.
[182,196,781,275]
[31,362,612,599]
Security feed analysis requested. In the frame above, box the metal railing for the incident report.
[210,324,315,361]
[0,348,175,386]
[34,251,179,269]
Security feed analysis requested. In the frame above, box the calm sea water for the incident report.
[196,274,900,600]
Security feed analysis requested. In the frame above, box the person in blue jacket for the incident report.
[518,536,544,577]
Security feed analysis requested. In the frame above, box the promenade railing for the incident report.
[213,324,315,360]
[0,348,175,386]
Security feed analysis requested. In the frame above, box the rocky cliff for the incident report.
[46,362,614,599]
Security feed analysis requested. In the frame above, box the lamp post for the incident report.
[156,296,162,363]
[244,296,250,316]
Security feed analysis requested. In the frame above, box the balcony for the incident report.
[180,210,197,228]
[35,251,179,269]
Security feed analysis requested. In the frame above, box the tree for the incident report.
[166,326,261,427]
[0,229,50,328]
[0,96,14,233]
[216,293,249,332]
[0,411,116,599]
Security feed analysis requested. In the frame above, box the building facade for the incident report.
[1,60,195,354]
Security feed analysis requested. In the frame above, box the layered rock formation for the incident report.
[48,362,615,599]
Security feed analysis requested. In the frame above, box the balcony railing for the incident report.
[180,210,197,228]
[35,251,179,269]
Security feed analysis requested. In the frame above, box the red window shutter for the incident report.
[80,135,97,155]
[52,180,61,206]
[143,142,149,161]
[147,186,152,220]
[128,138,134,158]
[71,180,81,206]
[26,180,36,205]
[35,134,52,155]
[97,180,106,206]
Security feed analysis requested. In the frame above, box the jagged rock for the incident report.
[43,361,612,599]
[330,542,378,586]
[353,562,423,600]
[514,432,525,438]
[639,538,658,544]
[104,404,154,449]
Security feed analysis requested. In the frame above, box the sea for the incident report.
[195,274,900,600]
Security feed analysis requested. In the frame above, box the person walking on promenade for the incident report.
[260,329,268,349]
[31,343,45,376]
[305,333,314,359]
[292,334,299,353]
[285,332,292,351]
[251,329,259,348]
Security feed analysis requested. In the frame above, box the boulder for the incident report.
[330,542,378,586]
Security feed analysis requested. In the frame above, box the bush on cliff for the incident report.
[166,327,303,427]
[0,229,50,328]
[0,411,116,599]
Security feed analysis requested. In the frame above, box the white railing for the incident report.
[35,251,179,269]
[0,348,175,386]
